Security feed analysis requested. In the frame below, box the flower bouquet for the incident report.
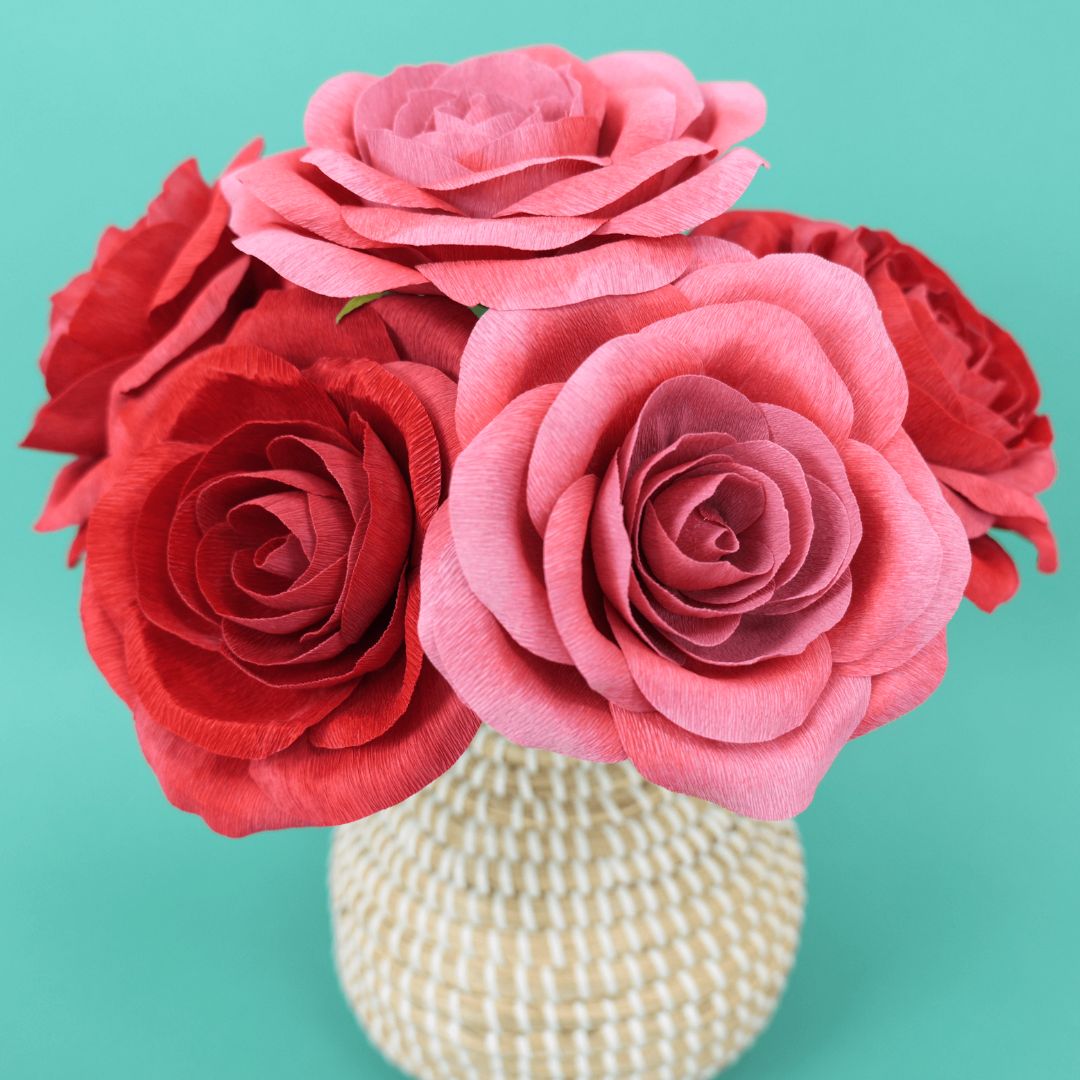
[24,46,1056,1080]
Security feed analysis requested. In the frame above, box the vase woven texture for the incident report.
[331,726,805,1080]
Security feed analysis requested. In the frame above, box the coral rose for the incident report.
[701,211,1057,611]
[82,293,478,835]
[224,47,765,309]
[419,244,970,818]
[23,143,275,561]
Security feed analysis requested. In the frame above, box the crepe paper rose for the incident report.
[22,143,277,563]
[82,295,479,836]
[701,211,1058,612]
[419,246,971,818]
[223,47,766,310]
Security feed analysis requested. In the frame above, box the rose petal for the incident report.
[304,147,461,212]
[419,235,693,309]
[853,631,948,736]
[933,460,1055,520]
[373,294,475,378]
[496,137,716,217]
[225,287,399,367]
[678,254,908,446]
[619,373,769,480]
[134,660,477,836]
[310,584,424,749]
[34,455,112,535]
[382,361,460,478]
[965,535,1021,612]
[544,474,651,711]
[114,254,252,396]
[826,439,941,666]
[589,51,707,148]
[234,227,427,298]
[831,434,969,675]
[526,301,853,533]
[152,346,345,447]
[694,81,767,152]
[305,72,378,153]
[125,615,348,756]
[419,505,624,761]
[342,204,602,249]
[612,615,834,744]
[150,187,231,309]
[597,147,765,237]
[308,357,444,531]
[23,356,129,456]
[231,153,367,248]
[456,286,691,446]
[449,385,571,664]
[612,672,870,818]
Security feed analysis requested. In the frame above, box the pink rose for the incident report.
[223,47,765,309]
[419,243,970,818]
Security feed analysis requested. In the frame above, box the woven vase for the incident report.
[330,727,805,1080]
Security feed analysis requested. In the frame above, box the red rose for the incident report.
[23,143,275,561]
[700,211,1057,610]
[223,47,765,309]
[82,293,478,835]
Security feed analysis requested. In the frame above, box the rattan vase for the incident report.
[330,726,805,1080]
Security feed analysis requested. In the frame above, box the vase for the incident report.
[330,726,805,1080]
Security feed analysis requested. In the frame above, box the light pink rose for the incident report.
[223,47,765,308]
[419,242,971,818]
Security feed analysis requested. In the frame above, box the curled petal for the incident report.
[496,137,716,218]
[612,673,870,819]
[597,147,765,237]
[854,631,948,737]
[342,205,603,249]
[612,614,835,744]
[305,147,460,212]
[124,616,348,757]
[694,81,767,152]
[419,235,693,309]
[234,227,427,298]
[832,434,969,675]
[305,71,377,152]
[965,535,1020,612]
[589,51,707,146]
[229,154,363,246]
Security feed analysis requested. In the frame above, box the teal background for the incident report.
[3,1,1077,1076]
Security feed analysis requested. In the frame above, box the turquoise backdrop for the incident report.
[3,2,1077,1076]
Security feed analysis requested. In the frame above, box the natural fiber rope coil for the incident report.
[331,726,805,1080]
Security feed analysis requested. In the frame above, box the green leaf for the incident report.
[470,304,489,318]
[336,292,387,323]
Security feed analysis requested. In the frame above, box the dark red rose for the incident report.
[23,143,276,562]
[701,211,1057,610]
[81,293,479,835]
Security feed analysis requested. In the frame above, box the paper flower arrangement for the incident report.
[25,47,1057,836]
